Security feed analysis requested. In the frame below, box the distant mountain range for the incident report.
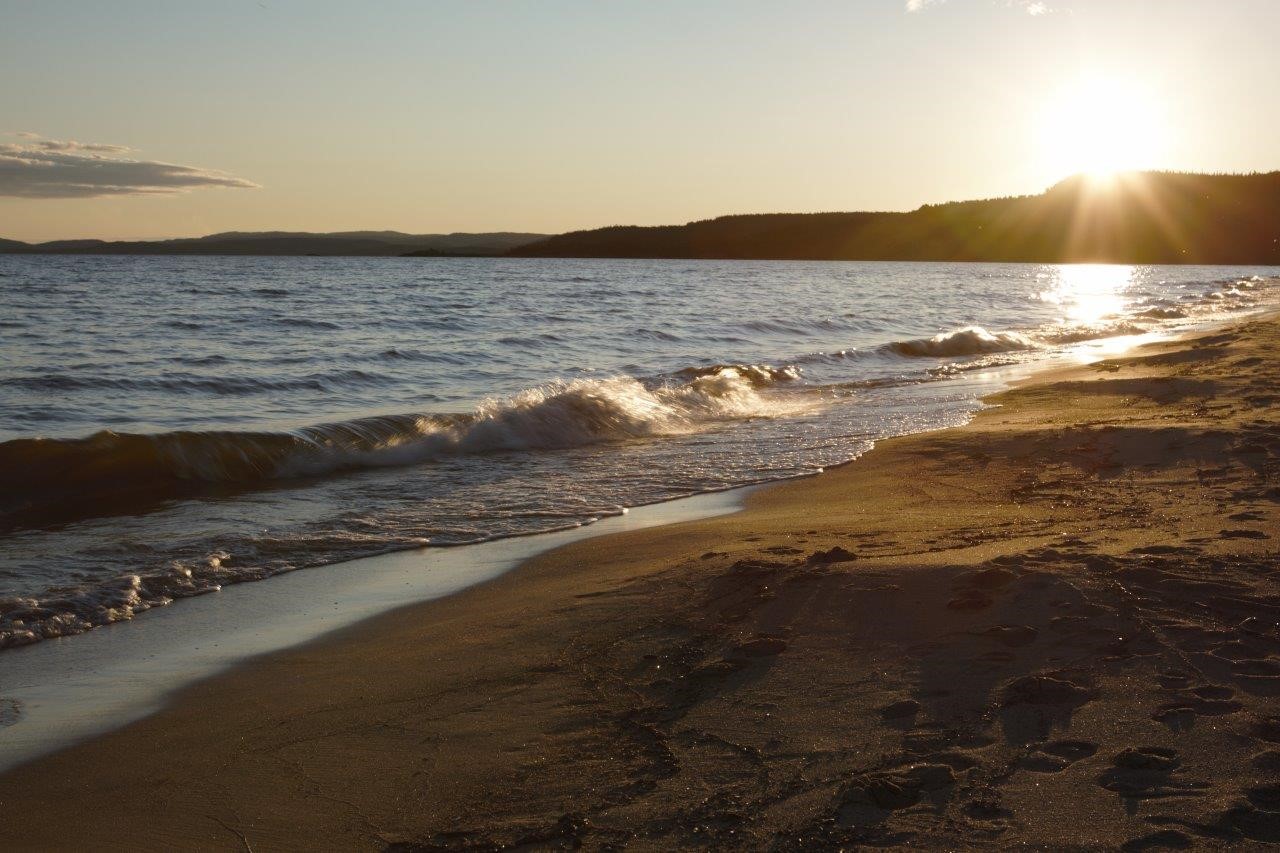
[5,171,1278,264]
[511,171,1280,265]
[0,231,545,257]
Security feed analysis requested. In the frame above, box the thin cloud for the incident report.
[906,0,1053,14]
[0,134,259,199]
[30,138,134,154]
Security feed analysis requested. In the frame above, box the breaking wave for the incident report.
[0,364,802,532]
[887,327,1039,358]
[887,318,1156,358]
[0,361,807,648]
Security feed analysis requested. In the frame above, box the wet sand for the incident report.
[1,316,1278,850]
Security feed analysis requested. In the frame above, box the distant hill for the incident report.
[510,171,1280,265]
[6,172,1278,264]
[0,231,546,257]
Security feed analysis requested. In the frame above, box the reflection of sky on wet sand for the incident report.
[1041,264,1135,324]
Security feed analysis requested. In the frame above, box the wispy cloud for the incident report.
[906,0,1052,14]
[0,134,259,199]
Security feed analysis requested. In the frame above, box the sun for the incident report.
[1039,74,1167,181]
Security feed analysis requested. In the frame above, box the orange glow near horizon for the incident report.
[1039,75,1169,182]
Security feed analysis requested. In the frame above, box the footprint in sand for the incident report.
[1215,805,1280,843]
[1170,786,1280,844]
[835,763,956,826]
[1229,510,1266,521]
[1018,739,1098,773]
[1041,739,1098,761]
[901,727,994,757]
[1120,829,1194,851]
[1113,748,1180,772]
[1001,674,1094,707]
[961,795,1012,821]
[1151,706,1197,731]
[879,699,921,724]
[1096,747,1209,802]
[806,546,856,565]
[1152,683,1244,730]
[1220,528,1271,539]
[999,674,1096,741]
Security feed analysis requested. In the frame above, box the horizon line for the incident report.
[5,167,1278,245]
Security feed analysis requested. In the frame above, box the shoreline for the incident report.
[1,313,1278,848]
[0,333,1085,768]
[0,324,1148,772]
[0,486,750,775]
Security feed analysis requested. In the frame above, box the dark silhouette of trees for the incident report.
[510,171,1280,264]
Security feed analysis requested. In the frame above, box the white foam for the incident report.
[889,327,1039,358]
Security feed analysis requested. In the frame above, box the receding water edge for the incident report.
[0,484,759,774]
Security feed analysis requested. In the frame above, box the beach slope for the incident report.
[1,317,1278,850]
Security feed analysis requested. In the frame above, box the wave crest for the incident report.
[0,365,801,531]
[887,327,1038,358]
[673,363,801,386]
[887,318,1157,358]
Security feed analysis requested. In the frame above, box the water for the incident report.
[2,256,1276,650]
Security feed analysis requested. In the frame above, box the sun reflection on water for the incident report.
[1040,264,1135,324]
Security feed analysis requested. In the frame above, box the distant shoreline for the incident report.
[0,231,545,259]
[6,170,1278,265]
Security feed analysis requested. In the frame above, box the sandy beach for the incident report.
[2,314,1278,850]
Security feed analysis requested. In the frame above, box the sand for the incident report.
[1,316,1278,850]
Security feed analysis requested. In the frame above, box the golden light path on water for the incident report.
[1041,263,1135,324]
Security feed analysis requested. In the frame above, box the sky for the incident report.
[1,0,1277,242]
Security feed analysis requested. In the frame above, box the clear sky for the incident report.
[1,0,1277,241]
